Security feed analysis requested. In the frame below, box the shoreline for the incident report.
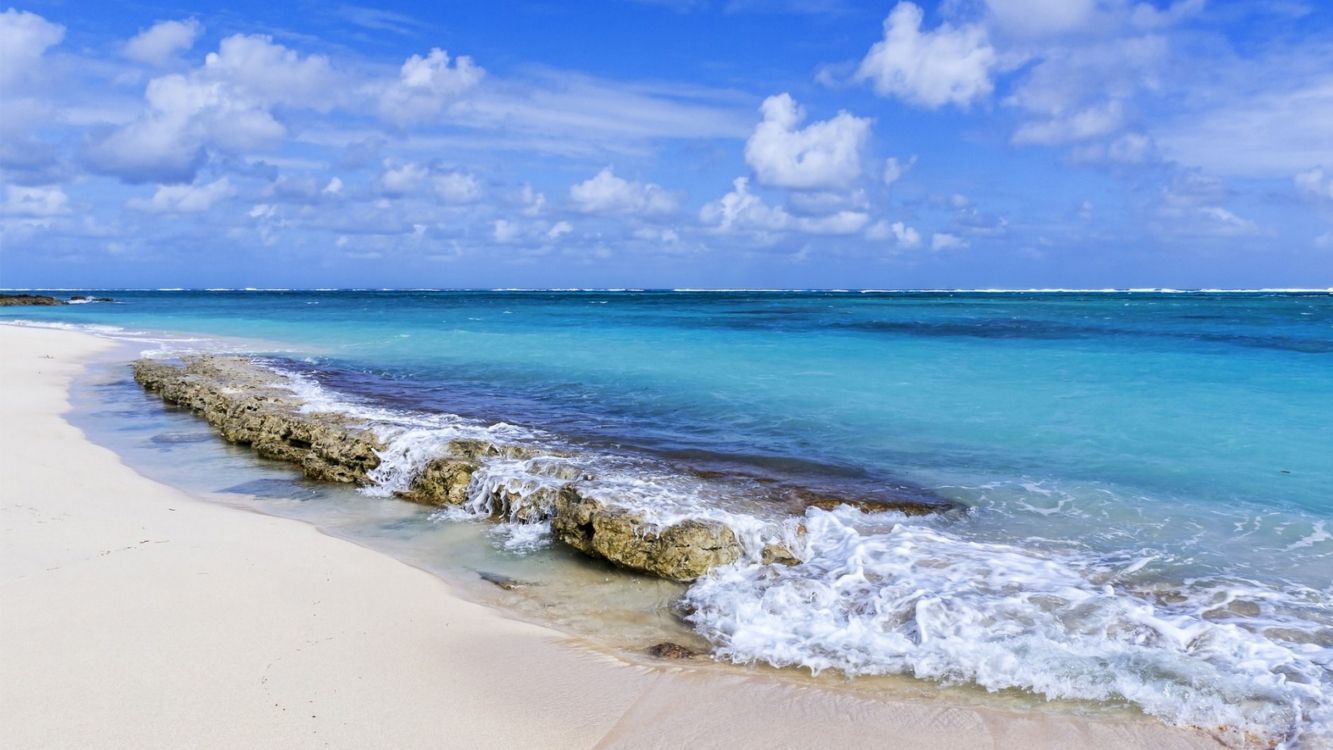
[0,324,1220,749]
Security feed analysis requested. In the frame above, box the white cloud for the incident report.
[433,171,481,203]
[323,177,344,195]
[744,93,871,189]
[379,161,428,194]
[856,2,996,109]
[1198,206,1259,236]
[798,210,870,234]
[883,155,915,186]
[1130,0,1206,30]
[1,185,68,216]
[492,218,518,242]
[85,73,284,182]
[128,177,235,213]
[787,189,868,215]
[379,48,484,126]
[633,226,680,243]
[202,34,339,110]
[569,167,678,215]
[700,177,868,236]
[1153,174,1263,238]
[1157,74,1333,177]
[931,232,968,250]
[519,184,547,216]
[123,19,202,67]
[546,220,573,240]
[1295,167,1333,201]
[700,177,790,234]
[984,0,1096,38]
[866,219,921,248]
[0,9,64,89]
[1069,132,1156,164]
[1001,30,1168,158]
[1012,100,1124,146]
[85,34,338,183]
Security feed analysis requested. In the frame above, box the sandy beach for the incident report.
[0,324,1220,749]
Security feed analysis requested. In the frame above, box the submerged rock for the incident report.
[804,495,947,517]
[550,487,743,582]
[0,294,65,306]
[475,570,529,591]
[646,642,700,659]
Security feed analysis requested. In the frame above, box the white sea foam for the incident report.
[683,507,1332,748]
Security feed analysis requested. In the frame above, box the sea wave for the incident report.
[684,506,1331,748]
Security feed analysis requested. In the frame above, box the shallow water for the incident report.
[9,289,1332,747]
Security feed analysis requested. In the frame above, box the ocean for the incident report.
[5,289,1331,746]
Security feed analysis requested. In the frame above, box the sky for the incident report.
[1,0,1332,289]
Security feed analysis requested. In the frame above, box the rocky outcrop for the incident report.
[132,354,956,585]
[550,487,743,582]
[133,356,383,484]
[0,294,65,306]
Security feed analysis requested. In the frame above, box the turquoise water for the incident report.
[6,289,1332,746]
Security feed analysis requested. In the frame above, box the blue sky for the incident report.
[1,0,1331,288]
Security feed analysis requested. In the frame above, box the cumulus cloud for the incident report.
[866,219,921,248]
[85,34,338,183]
[1,184,68,216]
[546,220,573,240]
[856,2,996,109]
[378,160,428,195]
[700,177,868,236]
[432,171,482,203]
[0,9,64,89]
[699,177,790,234]
[264,174,345,204]
[128,177,235,213]
[882,155,915,186]
[379,48,484,126]
[569,167,677,215]
[518,184,547,216]
[85,73,284,183]
[744,93,871,190]
[123,19,202,66]
[201,34,339,110]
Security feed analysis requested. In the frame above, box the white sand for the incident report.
[0,325,1220,749]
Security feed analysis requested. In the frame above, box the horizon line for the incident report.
[3,287,1332,294]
